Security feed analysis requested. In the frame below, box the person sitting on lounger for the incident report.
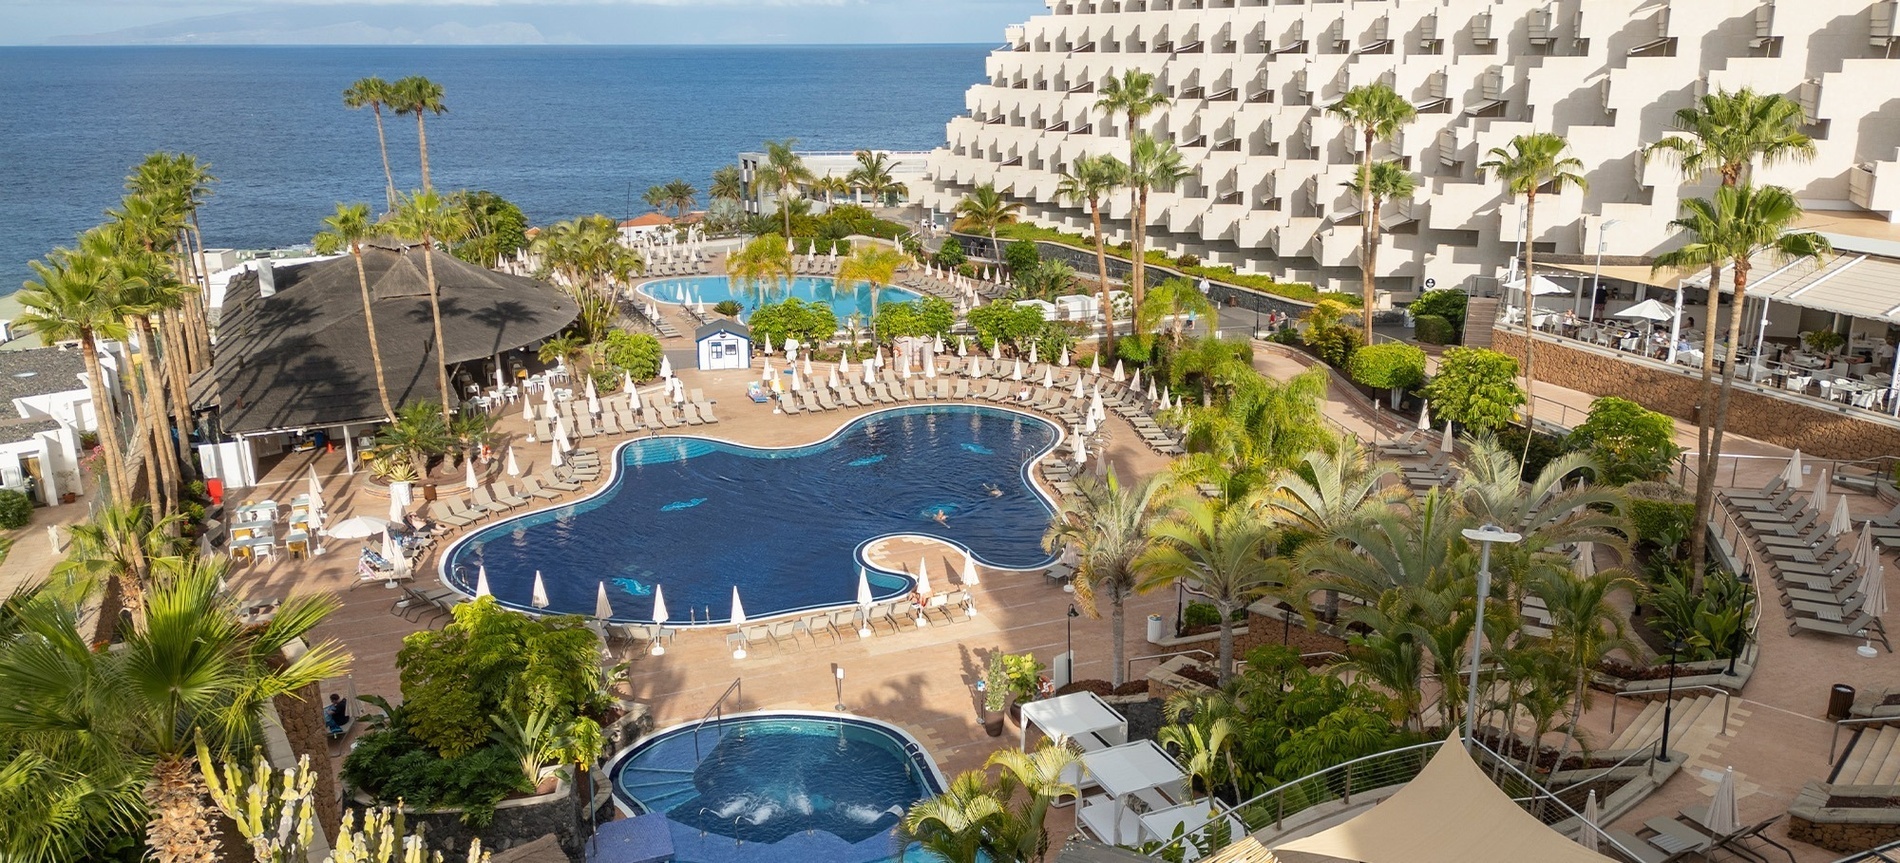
[1016,386,1033,401]
[324,694,349,735]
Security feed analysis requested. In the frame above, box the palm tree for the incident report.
[1056,154,1127,350]
[811,175,850,209]
[762,139,815,239]
[1654,185,1831,535]
[662,179,698,217]
[1126,133,1190,311]
[314,203,396,420]
[1170,366,1332,499]
[16,250,135,502]
[0,556,348,863]
[128,153,216,373]
[343,77,400,210]
[1096,70,1170,311]
[642,185,669,215]
[726,233,795,300]
[1480,133,1587,459]
[97,223,187,514]
[385,191,471,424]
[710,165,744,203]
[847,150,907,205]
[1158,712,1235,802]
[1138,497,1282,681]
[952,183,1022,249]
[391,76,447,193]
[1137,276,1215,349]
[376,401,453,481]
[1343,160,1417,338]
[1044,470,1166,686]
[1258,441,1405,622]
[836,244,909,342]
[1645,89,1815,578]
[900,770,1004,863]
[1328,84,1418,342]
[1536,568,1637,767]
[984,745,1080,863]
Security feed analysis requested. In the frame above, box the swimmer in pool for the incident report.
[982,483,1003,497]
[933,509,948,525]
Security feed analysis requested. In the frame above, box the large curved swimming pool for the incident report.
[641,275,920,322]
[611,712,945,863]
[441,405,1059,623]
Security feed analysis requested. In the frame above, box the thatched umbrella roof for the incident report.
[203,242,578,435]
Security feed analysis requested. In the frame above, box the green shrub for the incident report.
[341,730,531,827]
[1004,239,1041,275]
[967,300,1047,353]
[1116,335,1154,365]
[713,299,742,317]
[1409,289,1469,334]
[987,223,1338,305]
[601,330,663,381]
[1347,343,1427,391]
[1422,347,1525,433]
[1644,566,1753,660]
[1176,253,1201,268]
[933,237,966,269]
[1298,299,1362,368]
[1629,498,1695,549]
[873,296,955,340]
[1413,314,1456,345]
[1182,602,1246,630]
[1492,426,1570,481]
[748,297,839,349]
[0,490,30,530]
[1568,397,1683,484]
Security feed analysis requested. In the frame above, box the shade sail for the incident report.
[1268,736,1611,863]
[1019,691,1127,750]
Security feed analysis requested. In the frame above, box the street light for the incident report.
[833,664,847,712]
[1657,639,1686,762]
[1066,604,1080,687]
[1460,524,1523,748]
[1588,219,1619,325]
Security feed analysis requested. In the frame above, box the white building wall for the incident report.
[921,0,1900,296]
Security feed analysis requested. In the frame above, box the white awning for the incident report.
[1685,250,1900,322]
[1019,691,1127,749]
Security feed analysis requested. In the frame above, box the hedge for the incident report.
[1413,314,1456,345]
[1347,343,1427,391]
[988,223,1345,306]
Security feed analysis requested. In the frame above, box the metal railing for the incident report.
[1829,715,1900,765]
[1680,450,1899,495]
[1831,835,1900,863]
[691,677,742,762]
[1124,648,1215,683]
[1144,738,1640,861]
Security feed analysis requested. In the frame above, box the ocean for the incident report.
[0,45,988,296]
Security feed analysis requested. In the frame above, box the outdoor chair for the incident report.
[394,586,460,623]
[681,402,705,425]
[778,392,801,414]
[518,477,561,500]
[815,389,840,410]
[443,498,486,522]
[492,485,531,508]
[953,379,970,399]
[800,390,823,413]
[600,412,621,435]
[468,488,514,513]
[539,472,582,492]
[769,620,803,650]
[835,385,860,408]
[429,501,475,528]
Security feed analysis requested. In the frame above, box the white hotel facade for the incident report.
[919,0,1900,300]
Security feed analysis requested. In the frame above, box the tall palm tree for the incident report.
[1645,89,1815,578]
[1137,275,1215,349]
[55,500,186,638]
[1138,497,1282,681]
[1056,154,1127,350]
[847,150,906,206]
[642,185,669,215]
[1480,133,1587,459]
[1536,568,1637,767]
[391,76,447,193]
[811,175,850,209]
[1126,133,1190,311]
[1328,84,1418,342]
[99,227,187,514]
[836,244,909,342]
[1654,185,1830,532]
[662,179,698,217]
[710,165,744,203]
[952,183,1022,248]
[1343,160,1417,338]
[900,770,1005,863]
[128,153,216,373]
[0,556,348,863]
[1096,70,1170,311]
[385,191,471,424]
[983,745,1080,863]
[1043,470,1166,686]
[17,250,135,503]
[314,203,396,420]
[343,77,400,211]
[726,233,795,300]
[762,139,815,239]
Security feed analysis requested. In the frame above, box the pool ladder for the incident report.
[690,677,743,763]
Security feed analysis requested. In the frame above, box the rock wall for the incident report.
[1787,781,1900,853]
[1789,814,1900,853]
[1490,332,1900,461]
[350,773,614,860]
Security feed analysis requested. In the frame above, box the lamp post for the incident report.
[1066,603,1080,687]
[1657,640,1686,762]
[833,664,847,712]
[1588,219,1619,325]
[1460,524,1522,749]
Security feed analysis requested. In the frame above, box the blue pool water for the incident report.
[612,713,944,863]
[642,275,920,323]
[443,405,1059,623]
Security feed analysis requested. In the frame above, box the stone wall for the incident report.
[1784,780,1900,853]
[275,682,341,836]
[350,773,614,860]
[1490,331,1900,461]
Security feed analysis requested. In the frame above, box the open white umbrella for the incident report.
[1418,402,1433,432]
[1505,274,1570,296]
[1060,345,1070,367]
[465,459,479,491]
[1112,360,1126,383]
[1707,767,1739,837]
[476,564,492,597]
[531,571,550,609]
[1613,299,1676,322]
[1783,449,1805,486]
[1579,790,1600,852]
[325,515,391,539]
[1832,495,1854,536]
[595,582,614,620]
[856,568,875,638]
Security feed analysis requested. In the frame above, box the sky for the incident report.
[0,0,1038,45]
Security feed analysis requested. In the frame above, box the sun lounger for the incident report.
[680,402,705,425]
[886,380,912,401]
[574,414,599,438]
[533,418,553,440]
[442,497,485,523]
[429,501,475,527]
[518,477,561,500]
[815,389,840,410]
[862,383,889,404]
[778,392,801,414]
[834,385,860,408]
[800,390,823,412]
[555,465,599,484]
[953,379,970,399]
[468,488,515,513]
[539,472,582,492]
[600,412,621,435]
[934,379,951,399]
[655,408,682,429]
[908,379,927,399]
[394,585,460,623]
[492,485,532,508]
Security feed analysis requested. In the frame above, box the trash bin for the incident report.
[1828,684,1856,721]
[1147,614,1165,644]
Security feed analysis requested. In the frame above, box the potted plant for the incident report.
[981,656,1009,737]
[1001,653,1047,723]
[1804,329,1846,357]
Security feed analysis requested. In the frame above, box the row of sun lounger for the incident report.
[537,389,721,437]
[646,260,709,277]
[620,296,682,338]
[795,258,839,275]
[1720,477,1891,651]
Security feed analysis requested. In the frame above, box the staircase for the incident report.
[1831,724,1900,785]
[615,764,700,814]
[1605,694,1721,755]
[1462,297,1500,347]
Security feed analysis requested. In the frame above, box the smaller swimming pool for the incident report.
[642,275,920,322]
[612,712,944,863]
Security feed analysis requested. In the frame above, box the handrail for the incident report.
[1546,743,1660,793]
[1830,715,1900,764]
[691,677,743,762]
[1830,834,1900,863]
[1124,648,1215,683]
[1473,742,1646,862]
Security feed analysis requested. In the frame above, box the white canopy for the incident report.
[1270,735,1613,863]
[1019,690,1127,750]
[1079,740,1189,846]
[1613,299,1676,322]
[1505,274,1570,296]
